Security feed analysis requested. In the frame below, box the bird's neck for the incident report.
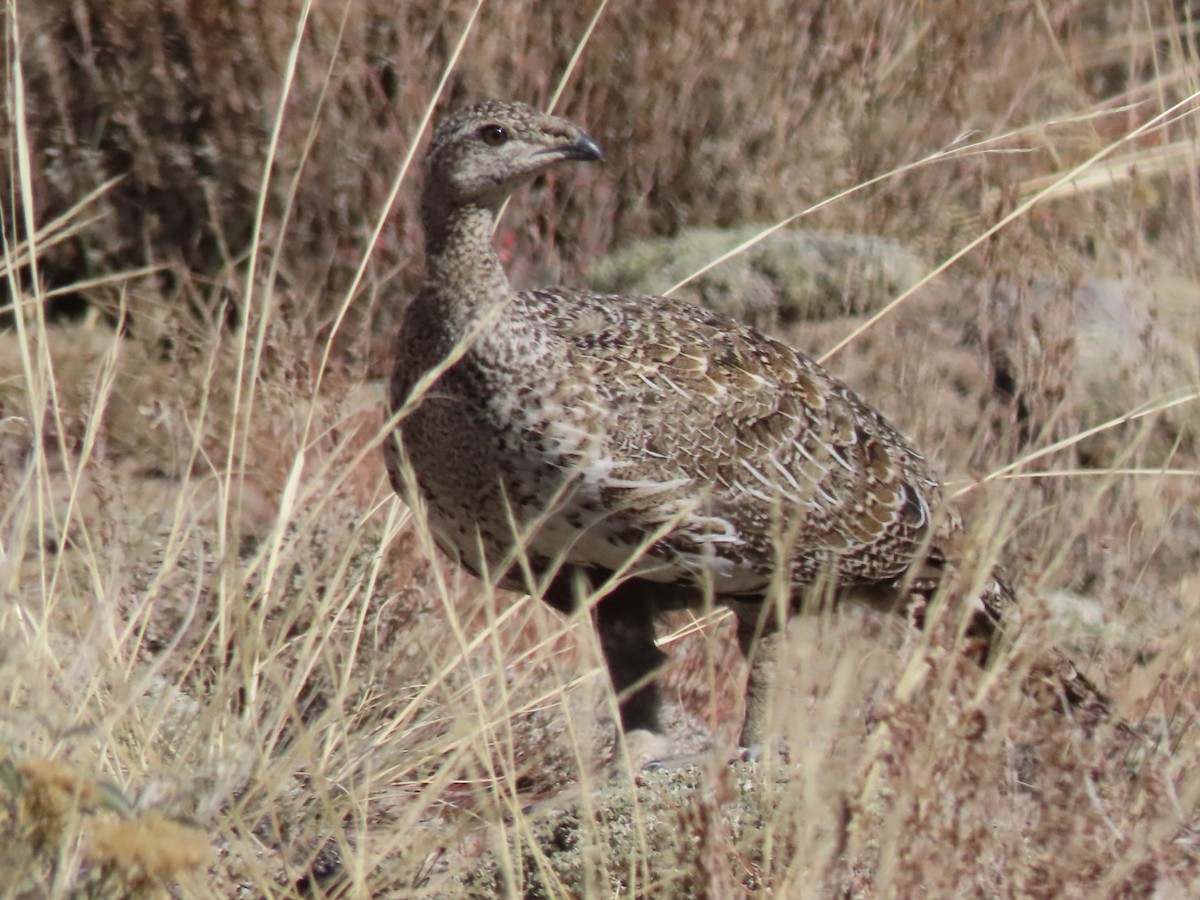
[421,200,514,332]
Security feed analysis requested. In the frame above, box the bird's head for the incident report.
[423,100,603,209]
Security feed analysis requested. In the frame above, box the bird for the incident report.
[384,99,1115,765]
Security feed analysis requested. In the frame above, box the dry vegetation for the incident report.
[2,0,1200,896]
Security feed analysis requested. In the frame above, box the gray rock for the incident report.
[992,274,1200,465]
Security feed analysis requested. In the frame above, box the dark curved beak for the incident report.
[565,132,604,161]
[542,131,604,162]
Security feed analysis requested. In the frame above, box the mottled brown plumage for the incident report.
[385,101,1115,762]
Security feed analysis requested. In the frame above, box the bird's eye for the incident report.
[478,124,509,146]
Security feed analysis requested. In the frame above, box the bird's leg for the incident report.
[730,600,787,751]
[592,584,670,766]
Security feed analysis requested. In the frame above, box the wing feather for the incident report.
[522,287,941,589]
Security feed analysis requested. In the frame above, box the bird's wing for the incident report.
[521,287,942,589]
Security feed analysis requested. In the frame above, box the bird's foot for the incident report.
[615,728,674,772]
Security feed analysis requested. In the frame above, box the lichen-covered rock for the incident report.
[586,225,927,331]
[450,762,790,898]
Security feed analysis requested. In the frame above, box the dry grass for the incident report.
[2,1,1200,896]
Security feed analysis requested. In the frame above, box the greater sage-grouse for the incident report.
[386,100,1113,763]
